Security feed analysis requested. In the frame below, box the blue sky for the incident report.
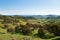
[0,0,60,15]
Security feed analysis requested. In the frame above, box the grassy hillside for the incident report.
[0,15,60,40]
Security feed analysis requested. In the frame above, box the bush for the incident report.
[15,24,32,35]
[46,23,60,36]
[52,37,60,40]
[3,24,8,29]
[21,25,32,35]
[15,25,21,33]
[7,27,15,34]
[44,33,54,39]
[38,28,45,38]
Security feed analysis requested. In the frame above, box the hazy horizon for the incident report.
[0,0,60,15]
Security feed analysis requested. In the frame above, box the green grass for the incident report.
[0,19,60,40]
[0,27,43,40]
[0,33,60,40]
[0,33,44,40]
[0,28,7,34]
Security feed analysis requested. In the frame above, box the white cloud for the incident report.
[0,9,60,15]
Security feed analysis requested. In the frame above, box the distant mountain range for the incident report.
[20,15,60,19]
[0,14,60,19]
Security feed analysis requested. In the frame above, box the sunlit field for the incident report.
[0,15,60,40]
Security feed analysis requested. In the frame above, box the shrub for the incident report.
[15,25,21,33]
[7,27,15,34]
[46,23,60,36]
[38,28,45,38]
[21,25,32,35]
[44,33,54,39]
[3,24,8,29]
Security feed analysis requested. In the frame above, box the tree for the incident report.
[46,23,60,36]
[38,28,45,38]
[15,25,21,33]
[21,25,32,35]
[7,27,15,34]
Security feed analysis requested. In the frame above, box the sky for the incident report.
[0,0,60,15]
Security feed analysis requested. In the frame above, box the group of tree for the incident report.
[4,22,60,39]
[0,15,60,39]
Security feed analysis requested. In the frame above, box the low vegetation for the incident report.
[0,15,60,40]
